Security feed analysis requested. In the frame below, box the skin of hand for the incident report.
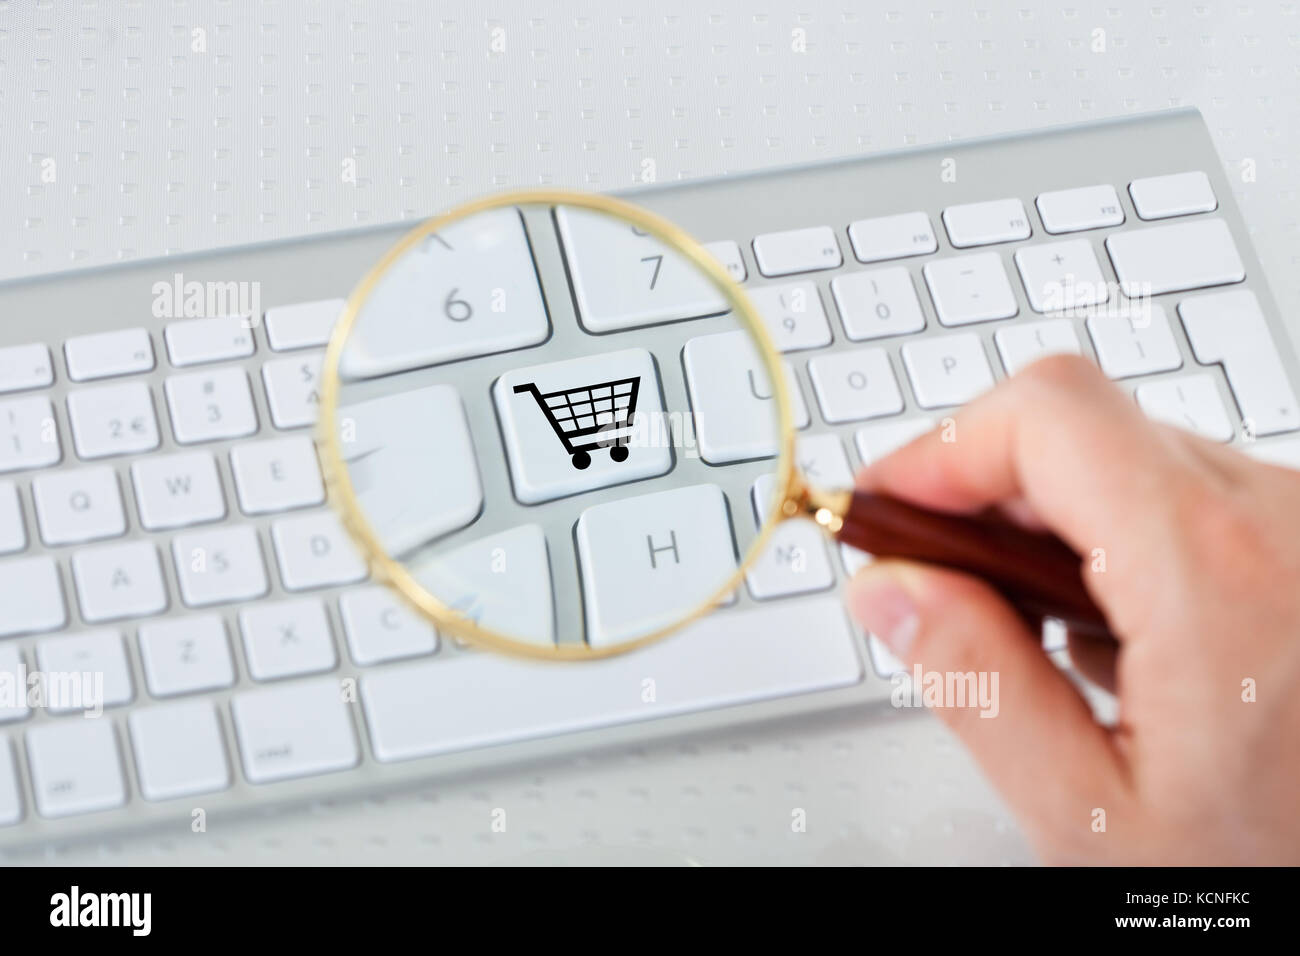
[844,354,1300,865]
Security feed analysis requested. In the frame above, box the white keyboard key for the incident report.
[231,677,359,784]
[172,525,269,607]
[71,540,168,622]
[1129,171,1217,220]
[1035,184,1125,234]
[230,435,324,515]
[1105,218,1244,296]
[64,328,155,381]
[807,348,904,423]
[923,253,1019,325]
[683,330,809,463]
[341,209,549,377]
[0,395,61,472]
[1086,303,1183,379]
[265,298,344,351]
[840,543,870,576]
[847,211,938,263]
[128,700,231,801]
[340,584,439,666]
[0,644,31,723]
[555,206,728,333]
[703,239,747,283]
[0,343,54,393]
[752,225,842,277]
[830,266,927,341]
[994,319,1083,376]
[361,596,861,762]
[495,348,671,505]
[1246,438,1300,471]
[576,483,736,646]
[26,719,126,818]
[165,366,259,444]
[0,741,20,825]
[340,385,481,555]
[748,281,833,351]
[271,511,368,591]
[0,481,23,554]
[1013,239,1109,313]
[902,334,996,408]
[262,353,322,429]
[36,629,133,712]
[138,614,235,697]
[240,597,337,680]
[1179,290,1300,437]
[131,451,226,530]
[408,523,553,647]
[32,465,125,545]
[164,316,255,367]
[0,555,66,636]
[942,198,1032,247]
[855,417,935,465]
[746,475,834,600]
[66,381,160,459]
[1136,374,1234,442]
[794,433,855,492]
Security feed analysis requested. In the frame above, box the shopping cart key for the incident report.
[494,348,672,504]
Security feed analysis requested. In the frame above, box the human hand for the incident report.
[844,355,1300,864]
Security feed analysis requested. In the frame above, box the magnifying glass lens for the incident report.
[325,197,791,659]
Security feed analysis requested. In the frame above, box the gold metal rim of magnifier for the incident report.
[318,187,821,662]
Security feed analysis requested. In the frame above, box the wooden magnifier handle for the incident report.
[825,490,1113,641]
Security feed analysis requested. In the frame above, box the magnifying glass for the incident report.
[319,189,1109,661]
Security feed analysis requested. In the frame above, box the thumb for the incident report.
[846,559,1128,860]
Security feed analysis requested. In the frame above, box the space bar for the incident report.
[361,597,864,762]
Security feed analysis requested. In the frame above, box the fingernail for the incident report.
[847,570,920,659]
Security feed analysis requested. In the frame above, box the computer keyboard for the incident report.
[2,107,1299,850]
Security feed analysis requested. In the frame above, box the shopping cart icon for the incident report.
[513,376,642,470]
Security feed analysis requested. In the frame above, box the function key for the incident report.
[752,225,842,277]
[847,212,938,263]
[0,343,54,394]
[164,317,255,367]
[1035,184,1125,234]
[702,240,747,283]
[265,299,345,351]
[64,328,155,382]
[1128,171,1217,221]
[941,199,1031,248]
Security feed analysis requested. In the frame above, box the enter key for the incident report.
[1179,290,1300,438]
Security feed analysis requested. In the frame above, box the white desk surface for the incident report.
[2,1,1296,865]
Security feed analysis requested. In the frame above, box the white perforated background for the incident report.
[2,1,1297,864]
